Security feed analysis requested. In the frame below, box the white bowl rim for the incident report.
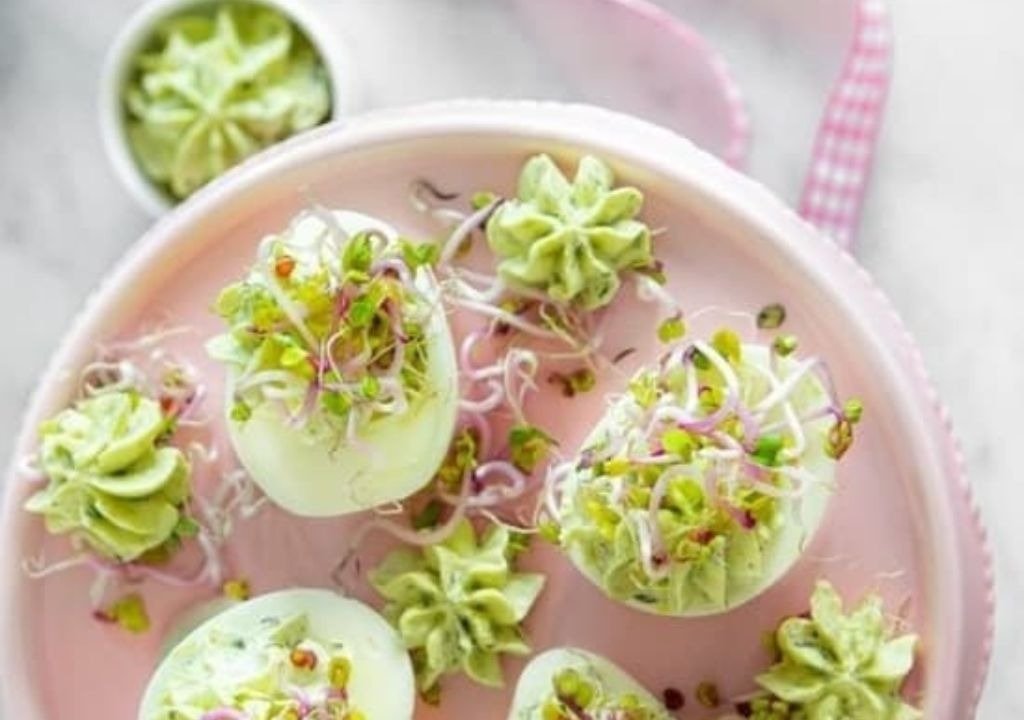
[97,0,354,217]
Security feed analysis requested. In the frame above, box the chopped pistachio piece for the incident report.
[757,303,787,330]
[107,593,150,634]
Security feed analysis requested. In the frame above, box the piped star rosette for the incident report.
[541,328,861,616]
[125,2,332,200]
[19,326,262,630]
[370,519,545,696]
[411,153,663,364]
[24,389,192,565]
[485,153,654,311]
[208,209,458,517]
[718,581,921,720]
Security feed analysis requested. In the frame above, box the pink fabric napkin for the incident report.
[512,0,892,249]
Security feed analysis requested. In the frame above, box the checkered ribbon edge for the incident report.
[797,0,893,249]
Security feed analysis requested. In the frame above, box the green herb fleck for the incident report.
[752,434,785,467]
[230,400,252,423]
[347,297,376,328]
[628,371,659,409]
[711,329,742,364]
[400,238,439,269]
[279,345,308,368]
[692,350,711,371]
[321,391,352,417]
[342,231,374,273]
[538,520,561,544]
[174,515,200,539]
[360,375,380,400]
[107,593,150,634]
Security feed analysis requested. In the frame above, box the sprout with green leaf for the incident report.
[370,519,545,694]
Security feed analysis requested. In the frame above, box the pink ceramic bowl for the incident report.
[0,101,992,718]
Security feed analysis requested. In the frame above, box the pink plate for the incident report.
[0,102,992,719]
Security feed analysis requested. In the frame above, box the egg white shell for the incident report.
[158,596,238,658]
[508,648,666,719]
[226,210,459,517]
[139,588,415,719]
[563,344,835,616]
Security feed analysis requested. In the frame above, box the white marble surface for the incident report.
[0,0,1020,716]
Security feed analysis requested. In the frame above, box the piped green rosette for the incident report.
[548,329,860,616]
[370,519,545,694]
[486,154,655,310]
[742,581,921,720]
[125,2,331,200]
[24,390,192,563]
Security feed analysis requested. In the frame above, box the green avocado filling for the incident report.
[370,520,545,694]
[125,1,332,201]
[747,581,921,720]
[486,154,655,310]
[146,612,365,720]
[24,390,192,563]
[551,330,857,614]
[534,666,669,720]
[207,215,436,443]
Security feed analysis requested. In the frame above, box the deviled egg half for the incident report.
[139,588,415,719]
[545,329,859,616]
[209,209,458,516]
[509,648,670,720]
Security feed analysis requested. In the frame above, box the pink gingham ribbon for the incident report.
[798,0,893,249]
[596,0,893,250]
[517,0,892,250]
